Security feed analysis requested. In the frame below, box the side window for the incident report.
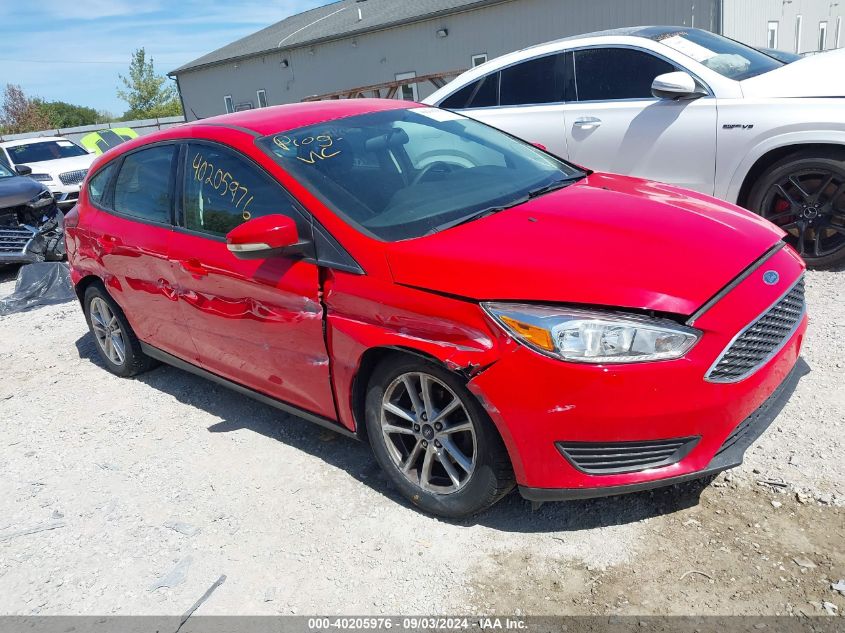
[440,82,476,109]
[87,163,115,205]
[467,73,499,108]
[499,53,570,105]
[439,73,499,109]
[183,143,304,237]
[113,145,177,223]
[574,48,676,101]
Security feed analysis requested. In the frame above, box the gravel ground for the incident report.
[0,265,842,616]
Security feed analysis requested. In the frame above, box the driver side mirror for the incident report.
[226,214,306,260]
[651,72,707,100]
[15,165,32,176]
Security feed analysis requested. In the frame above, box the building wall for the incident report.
[723,0,845,53]
[176,0,718,120]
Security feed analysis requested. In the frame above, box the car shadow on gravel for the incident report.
[74,332,809,534]
[0,264,22,283]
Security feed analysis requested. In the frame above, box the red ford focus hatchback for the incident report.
[65,100,806,517]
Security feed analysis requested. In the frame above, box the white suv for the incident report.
[0,136,96,209]
[425,26,845,268]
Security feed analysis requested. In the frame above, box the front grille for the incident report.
[55,191,79,203]
[59,169,87,186]
[556,437,699,475]
[0,226,35,254]
[706,277,805,383]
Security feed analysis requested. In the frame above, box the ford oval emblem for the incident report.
[763,270,780,285]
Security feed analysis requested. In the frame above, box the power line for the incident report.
[0,58,125,65]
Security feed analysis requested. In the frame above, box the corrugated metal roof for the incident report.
[170,0,505,75]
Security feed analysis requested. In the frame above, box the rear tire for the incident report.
[82,284,156,377]
[365,356,514,518]
[748,150,845,268]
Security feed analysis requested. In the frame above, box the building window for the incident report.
[395,71,418,101]
[224,95,234,114]
[471,53,488,67]
[257,89,268,108]
[795,15,803,53]
[836,16,842,48]
[819,21,828,51]
[767,21,779,49]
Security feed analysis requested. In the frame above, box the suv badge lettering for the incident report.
[722,124,754,130]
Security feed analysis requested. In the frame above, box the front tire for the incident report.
[83,284,156,377]
[748,150,845,268]
[365,356,514,518]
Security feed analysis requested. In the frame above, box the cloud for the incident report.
[1,0,331,114]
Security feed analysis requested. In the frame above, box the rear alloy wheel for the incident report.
[366,358,514,518]
[83,284,157,377]
[90,297,127,367]
[749,152,845,268]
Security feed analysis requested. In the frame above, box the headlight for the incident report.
[26,189,54,209]
[482,303,701,363]
[29,173,53,183]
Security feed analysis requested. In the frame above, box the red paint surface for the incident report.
[66,100,806,493]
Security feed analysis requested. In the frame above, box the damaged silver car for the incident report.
[0,160,65,265]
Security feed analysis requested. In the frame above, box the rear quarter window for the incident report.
[440,73,499,109]
[87,164,116,205]
[499,53,571,105]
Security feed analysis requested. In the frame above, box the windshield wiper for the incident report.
[425,196,529,235]
[425,177,581,236]
[526,177,579,199]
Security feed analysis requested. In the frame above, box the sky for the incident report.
[0,0,334,117]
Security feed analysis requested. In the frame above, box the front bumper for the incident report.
[48,185,81,208]
[467,244,807,495]
[518,358,804,501]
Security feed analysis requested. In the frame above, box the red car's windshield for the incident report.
[258,107,584,241]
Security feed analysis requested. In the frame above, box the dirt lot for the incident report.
[0,266,843,617]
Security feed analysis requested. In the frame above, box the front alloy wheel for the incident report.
[750,151,845,268]
[380,372,477,494]
[365,358,514,518]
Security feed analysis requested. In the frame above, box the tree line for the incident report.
[1,48,183,135]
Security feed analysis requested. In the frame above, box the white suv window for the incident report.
[499,53,571,106]
[574,48,675,101]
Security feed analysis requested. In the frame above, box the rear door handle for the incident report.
[574,117,602,130]
[178,258,209,278]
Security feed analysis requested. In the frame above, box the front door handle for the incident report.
[178,258,209,278]
[574,116,602,130]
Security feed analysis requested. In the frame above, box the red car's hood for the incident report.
[385,173,785,316]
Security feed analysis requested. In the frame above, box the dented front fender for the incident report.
[323,271,504,432]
